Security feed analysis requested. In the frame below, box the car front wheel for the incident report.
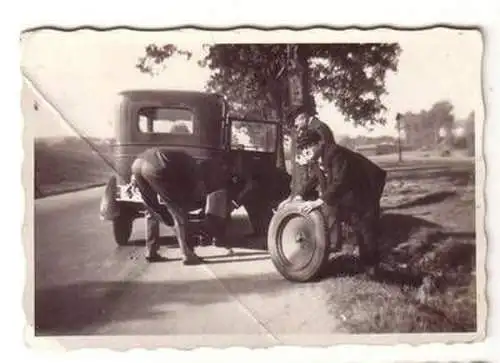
[112,214,134,246]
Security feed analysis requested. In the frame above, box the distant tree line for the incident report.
[337,135,397,149]
[397,100,475,156]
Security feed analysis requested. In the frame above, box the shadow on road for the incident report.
[125,209,268,251]
[378,213,441,252]
[126,235,268,253]
[383,191,457,210]
[127,236,178,247]
[322,254,425,288]
[34,271,292,336]
[201,255,270,265]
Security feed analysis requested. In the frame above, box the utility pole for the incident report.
[396,113,403,163]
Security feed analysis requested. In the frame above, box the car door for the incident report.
[227,117,280,178]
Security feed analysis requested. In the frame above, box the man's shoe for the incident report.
[145,253,169,263]
[182,254,204,266]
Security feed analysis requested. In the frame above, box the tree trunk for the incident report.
[276,126,286,170]
[289,129,310,196]
[275,94,287,170]
[288,44,313,194]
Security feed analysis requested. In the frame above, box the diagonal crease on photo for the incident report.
[24,71,278,339]
[23,71,119,176]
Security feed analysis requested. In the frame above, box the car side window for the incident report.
[230,120,277,152]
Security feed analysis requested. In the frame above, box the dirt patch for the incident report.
[321,159,476,333]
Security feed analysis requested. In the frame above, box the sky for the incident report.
[20,28,483,140]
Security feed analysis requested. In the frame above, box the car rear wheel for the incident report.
[112,214,134,246]
[267,202,330,282]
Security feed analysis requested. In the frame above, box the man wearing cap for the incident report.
[281,126,387,275]
[288,104,336,164]
[288,104,386,221]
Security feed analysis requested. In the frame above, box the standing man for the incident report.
[287,104,336,163]
[288,103,386,220]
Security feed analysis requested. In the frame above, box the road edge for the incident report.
[35,182,107,200]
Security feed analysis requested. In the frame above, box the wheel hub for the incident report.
[295,232,307,246]
[279,215,315,270]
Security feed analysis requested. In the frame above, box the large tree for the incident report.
[136,43,401,173]
[138,43,400,124]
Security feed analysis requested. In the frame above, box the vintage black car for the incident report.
[99,89,291,248]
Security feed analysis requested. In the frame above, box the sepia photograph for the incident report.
[21,26,485,348]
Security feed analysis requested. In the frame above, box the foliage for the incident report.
[137,42,401,171]
[464,111,475,156]
[398,100,456,150]
[136,43,402,128]
[454,111,475,156]
[307,44,401,126]
[136,44,192,75]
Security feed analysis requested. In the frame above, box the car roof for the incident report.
[119,89,224,101]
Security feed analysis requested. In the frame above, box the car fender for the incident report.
[99,176,120,221]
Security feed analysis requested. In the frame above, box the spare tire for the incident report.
[267,201,330,282]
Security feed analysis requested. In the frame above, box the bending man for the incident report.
[284,129,387,275]
[131,148,224,265]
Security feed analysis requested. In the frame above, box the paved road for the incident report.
[33,187,342,347]
[31,159,477,347]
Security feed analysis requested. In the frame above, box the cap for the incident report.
[296,128,322,150]
[287,104,309,122]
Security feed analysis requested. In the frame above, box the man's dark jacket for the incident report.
[299,143,386,212]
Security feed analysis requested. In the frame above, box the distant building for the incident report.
[355,142,397,156]
[376,142,398,155]
[452,125,465,138]
[355,144,378,156]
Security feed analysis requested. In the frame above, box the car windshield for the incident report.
[138,107,194,134]
[230,120,277,152]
